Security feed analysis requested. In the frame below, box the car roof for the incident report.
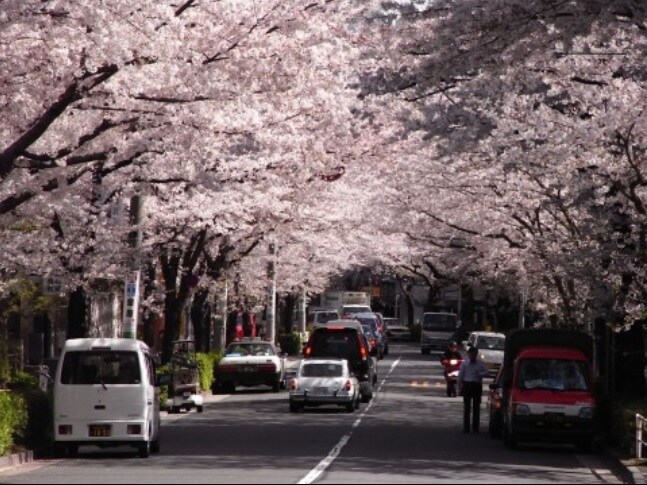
[300,358,348,366]
[62,338,149,353]
[470,332,506,338]
[313,319,363,329]
[354,312,378,319]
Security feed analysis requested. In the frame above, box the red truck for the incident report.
[494,329,597,451]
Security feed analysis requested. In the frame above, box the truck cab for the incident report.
[499,330,596,451]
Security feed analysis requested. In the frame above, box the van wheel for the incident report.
[139,440,151,458]
[151,437,160,454]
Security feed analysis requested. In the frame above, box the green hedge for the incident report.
[278,333,302,356]
[196,352,223,393]
[0,391,27,456]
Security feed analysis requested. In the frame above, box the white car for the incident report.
[384,319,412,341]
[213,339,285,393]
[465,331,506,376]
[289,359,361,413]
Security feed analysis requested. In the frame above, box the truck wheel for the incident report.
[197,406,204,413]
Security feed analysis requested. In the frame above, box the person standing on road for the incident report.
[458,345,488,433]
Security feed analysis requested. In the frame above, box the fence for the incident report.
[636,414,646,459]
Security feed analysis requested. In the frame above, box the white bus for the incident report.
[53,338,161,458]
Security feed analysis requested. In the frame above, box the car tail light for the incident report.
[304,346,312,357]
[127,425,142,435]
[326,325,346,331]
[344,380,352,391]
[290,378,298,391]
[258,363,277,372]
[58,425,72,435]
[360,346,367,360]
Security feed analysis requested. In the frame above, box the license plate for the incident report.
[241,365,256,373]
[545,413,565,423]
[312,387,329,396]
[89,425,111,437]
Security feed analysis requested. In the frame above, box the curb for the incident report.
[0,450,34,471]
[603,446,646,484]
[623,465,646,484]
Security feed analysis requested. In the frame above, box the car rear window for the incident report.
[314,312,339,324]
[310,329,361,359]
[301,363,344,378]
[61,351,141,385]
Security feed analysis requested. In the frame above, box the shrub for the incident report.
[195,352,223,394]
[14,389,52,454]
[156,364,172,410]
[0,391,27,456]
[9,371,39,391]
[278,333,302,356]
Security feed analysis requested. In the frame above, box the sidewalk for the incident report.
[617,458,647,484]
[0,450,33,472]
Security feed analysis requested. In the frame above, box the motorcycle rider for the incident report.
[441,341,463,397]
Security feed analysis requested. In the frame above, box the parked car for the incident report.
[289,359,361,413]
[465,331,506,376]
[497,329,597,451]
[53,338,161,458]
[213,338,286,394]
[488,366,505,438]
[303,320,377,402]
[310,310,340,326]
[384,318,412,341]
[354,312,388,358]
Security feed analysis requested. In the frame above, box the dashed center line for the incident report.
[298,357,401,485]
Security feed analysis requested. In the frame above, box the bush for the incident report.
[156,364,172,410]
[9,371,39,391]
[278,333,302,356]
[606,396,647,455]
[0,391,27,456]
[196,352,223,393]
[14,389,52,454]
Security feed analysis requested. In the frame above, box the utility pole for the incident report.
[266,242,277,343]
[123,195,144,339]
[300,286,307,334]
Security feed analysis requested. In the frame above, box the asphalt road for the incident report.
[0,344,625,484]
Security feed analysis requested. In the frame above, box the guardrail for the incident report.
[636,414,646,459]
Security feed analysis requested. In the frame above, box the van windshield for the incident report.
[423,314,457,332]
[517,359,589,392]
[61,351,141,385]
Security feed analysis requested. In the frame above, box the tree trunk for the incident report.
[162,294,183,364]
[67,286,88,339]
[281,294,296,334]
[405,293,415,327]
[191,288,211,353]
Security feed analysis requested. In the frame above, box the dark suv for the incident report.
[303,320,377,402]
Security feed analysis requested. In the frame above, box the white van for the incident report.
[54,338,161,458]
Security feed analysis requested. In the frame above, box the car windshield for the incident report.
[357,318,378,331]
[474,336,505,351]
[315,312,339,324]
[343,306,371,315]
[61,351,141,385]
[226,344,274,357]
[517,359,589,392]
[301,363,344,378]
[311,329,361,359]
[423,314,457,332]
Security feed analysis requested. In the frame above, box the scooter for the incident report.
[441,357,463,397]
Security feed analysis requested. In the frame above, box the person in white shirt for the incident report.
[458,346,488,433]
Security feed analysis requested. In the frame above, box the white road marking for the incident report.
[298,357,401,485]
